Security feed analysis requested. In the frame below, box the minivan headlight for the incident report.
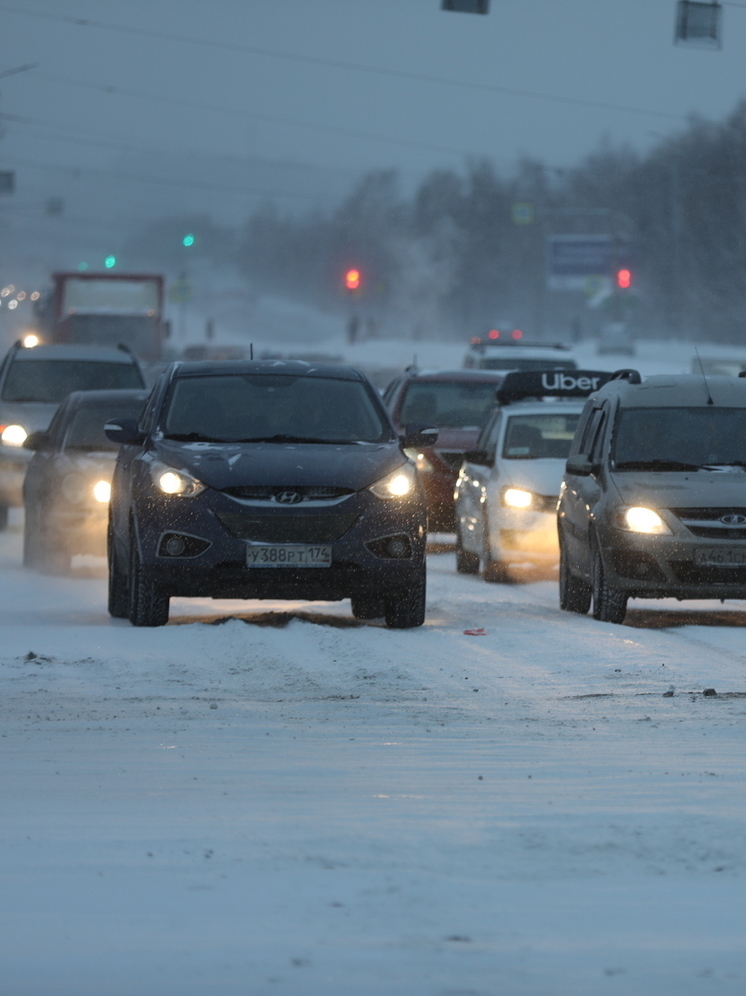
[617,506,671,535]
[149,462,206,497]
[369,463,417,500]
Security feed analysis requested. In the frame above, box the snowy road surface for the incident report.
[2,516,746,996]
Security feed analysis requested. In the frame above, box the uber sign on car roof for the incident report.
[496,369,616,405]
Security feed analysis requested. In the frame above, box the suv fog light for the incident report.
[365,534,413,559]
[157,532,212,558]
[165,536,186,556]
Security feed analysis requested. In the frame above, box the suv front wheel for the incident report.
[559,538,591,614]
[128,531,169,627]
[383,566,426,628]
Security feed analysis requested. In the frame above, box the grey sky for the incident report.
[4,0,746,173]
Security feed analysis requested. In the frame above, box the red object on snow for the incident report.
[463,628,486,636]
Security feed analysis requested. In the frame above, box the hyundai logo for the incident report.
[720,513,746,525]
[275,490,302,505]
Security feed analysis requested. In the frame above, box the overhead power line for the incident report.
[1,4,686,123]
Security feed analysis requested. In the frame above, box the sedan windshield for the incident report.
[502,413,580,459]
[614,408,746,468]
[2,361,143,403]
[163,374,391,444]
[399,381,499,427]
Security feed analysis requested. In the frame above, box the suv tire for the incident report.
[128,533,169,627]
[559,539,591,614]
[350,596,385,619]
[383,567,426,629]
[108,527,129,618]
[592,548,627,624]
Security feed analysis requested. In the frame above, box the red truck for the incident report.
[43,272,166,361]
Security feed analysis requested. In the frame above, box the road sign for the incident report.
[675,1,722,49]
[547,235,616,291]
[169,278,193,304]
[512,202,535,225]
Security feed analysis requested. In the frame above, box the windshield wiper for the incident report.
[615,459,706,472]
[163,432,224,442]
[231,434,349,444]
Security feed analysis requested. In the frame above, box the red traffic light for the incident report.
[344,268,361,291]
[488,328,500,339]
[616,268,632,290]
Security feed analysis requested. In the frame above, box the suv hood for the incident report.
[0,401,59,433]
[153,439,407,491]
[611,468,746,508]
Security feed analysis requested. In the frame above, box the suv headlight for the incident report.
[149,462,206,497]
[616,506,671,535]
[1,424,28,447]
[369,462,417,500]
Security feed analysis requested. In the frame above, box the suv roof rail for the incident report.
[610,368,642,384]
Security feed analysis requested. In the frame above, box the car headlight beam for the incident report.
[1,424,28,447]
[369,463,417,500]
[149,462,206,498]
[93,480,111,503]
[502,487,534,509]
[620,506,671,535]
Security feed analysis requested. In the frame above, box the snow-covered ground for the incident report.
[2,501,746,995]
[3,329,746,994]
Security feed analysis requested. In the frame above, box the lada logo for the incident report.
[275,490,303,505]
[720,513,746,525]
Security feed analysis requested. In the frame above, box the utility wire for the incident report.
[34,72,476,158]
[1,4,686,123]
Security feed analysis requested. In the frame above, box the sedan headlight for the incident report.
[1,423,27,447]
[617,506,672,535]
[149,462,206,497]
[369,462,417,500]
[502,487,534,509]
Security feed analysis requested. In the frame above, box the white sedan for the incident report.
[454,398,584,580]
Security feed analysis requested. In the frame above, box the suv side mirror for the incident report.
[104,418,146,446]
[23,430,50,451]
[565,454,598,476]
[401,423,438,448]
[463,448,494,467]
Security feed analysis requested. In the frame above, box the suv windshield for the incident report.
[163,374,391,443]
[399,381,499,427]
[503,413,581,459]
[614,407,746,468]
[2,360,143,403]
[64,400,146,451]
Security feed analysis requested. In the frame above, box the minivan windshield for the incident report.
[163,374,392,444]
[2,360,143,403]
[614,407,746,469]
[399,381,499,427]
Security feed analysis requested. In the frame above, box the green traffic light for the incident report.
[104,255,117,269]
[182,234,195,247]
